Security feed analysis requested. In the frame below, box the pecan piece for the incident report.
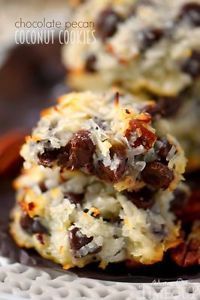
[125,119,157,150]
[170,222,200,267]
[174,189,200,222]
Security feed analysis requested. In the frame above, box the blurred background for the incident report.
[0,0,71,179]
[0,0,73,227]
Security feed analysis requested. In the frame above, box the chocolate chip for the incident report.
[69,227,93,251]
[156,138,172,164]
[38,147,60,167]
[125,119,157,150]
[178,2,200,26]
[181,50,200,78]
[141,161,174,189]
[58,130,95,173]
[20,215,49,235]
[64,192,84,206]
[36,233,45,245]
[68,227,101,258]
[146,96,182,119]
[20,214,34,234]
[124,187,155,209]
[96,143,127,182]
[39,182,47,193]
[138,27,164,51]
[85,54,97,73]
[95,9,123,40]
[57,144,70,166]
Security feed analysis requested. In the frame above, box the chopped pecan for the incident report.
[170,222,200,267]
[125,119,157,150]
[175,189,200,222]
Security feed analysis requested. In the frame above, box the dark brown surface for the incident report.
[0,44,199,282]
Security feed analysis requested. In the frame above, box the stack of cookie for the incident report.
[10,0,200,269]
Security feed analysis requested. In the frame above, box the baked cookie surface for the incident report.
[21,91,186,192]
[63,0,200,170]
[10,165,185,269]
[63,0,200,96]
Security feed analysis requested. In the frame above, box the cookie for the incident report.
[10,165,183,268]
[63,0,200,96]
[21,91,186,192]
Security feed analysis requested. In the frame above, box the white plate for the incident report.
[0,257,199,300]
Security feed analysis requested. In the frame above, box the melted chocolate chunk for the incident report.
[36,233,45,245]
[157,138,172,164]
[58,130,95,172]
[96,143,127,182]
[57,144,70,166]
[64,192,84,206]
[124,187,155,209]
[95,9,123,40]
[39,182,47,193]
[147,96,182,119]
[20,215,48,235]
[69,227,93,251]
[141,161,174,189]
[85,54,97,73]
[69,227,101,258]
[38,147,60,167]
[178,2,200,26]
[181,50,200,78]
[138,27,164,51]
